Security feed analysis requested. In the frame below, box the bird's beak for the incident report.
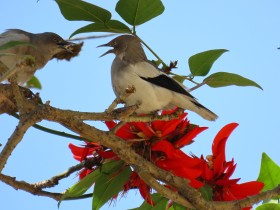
[97,43,114,57]
[57,41,75,53]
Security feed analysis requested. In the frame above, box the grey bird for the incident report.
[99,35,218,121]
[0,29,83,84]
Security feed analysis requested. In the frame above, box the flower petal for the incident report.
[174,126,208,148]
[212,123,239,156]
[152,140,174,158]
[132,122,155,138]
[229,181,264,199]
[105,121,117,130]
[69,143,95,161]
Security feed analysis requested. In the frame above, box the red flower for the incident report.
[152,140,204,188]
[199,123,264,209]
[123,172,154,205]
[68,111,263,209]
[69,109,207,203]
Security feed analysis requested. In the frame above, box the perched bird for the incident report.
[0,29,83,84]
[98,35,218,121]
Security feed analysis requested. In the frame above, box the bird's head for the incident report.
[98,35,147,63]
[36,32,75,55]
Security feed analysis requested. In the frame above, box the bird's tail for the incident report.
[172,95,218,121]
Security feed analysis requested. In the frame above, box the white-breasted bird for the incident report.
[99,35,217,121]
[0,29,82,84]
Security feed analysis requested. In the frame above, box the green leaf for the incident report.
[100,160,125,174]
[199,184,213,201]
[59,169,101,204]
[55,0,111,23]
[256,203,280,210]
[152,196,168,210]
[172,75,187,84]
[70,20,131,38]
[0,41,35,51]
[204,72,263,90]
[26,76,42,89]
[129,193,167,210]
[172,203,187,210]
[257,153,280,192]
[92,165,132,210]
[188,49,228,76]
[116,0,164,26]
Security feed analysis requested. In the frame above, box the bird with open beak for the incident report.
[0,29,82,84]
[98,35,218,121]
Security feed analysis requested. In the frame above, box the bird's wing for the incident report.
[0,30,29,46]
[133,61,196,99]
[0,30,30,82]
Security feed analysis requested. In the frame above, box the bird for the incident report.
[98,35,218,121]
[0,29,83,85]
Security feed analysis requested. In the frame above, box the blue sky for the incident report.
[1,0,280,209]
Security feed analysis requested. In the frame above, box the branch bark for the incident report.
[0,173,62,200]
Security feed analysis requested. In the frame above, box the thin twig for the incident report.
[33,157,98,189]
[66,34,115,42]
[33,163,85,189]
[189,81,207,92]
[135,35,167,68]
[0,173,62,201]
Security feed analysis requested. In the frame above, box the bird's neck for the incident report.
[117,44,147,64]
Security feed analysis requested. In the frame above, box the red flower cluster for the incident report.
[69,110,263,209]
[197,123,264,209]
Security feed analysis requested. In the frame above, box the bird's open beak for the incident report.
[97,43,114,57]
[57,41,75,53]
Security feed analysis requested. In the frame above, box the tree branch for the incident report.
[0,114,41,173]
[134,166,194,209]
[0,173,62,200]
[33,157,99,189]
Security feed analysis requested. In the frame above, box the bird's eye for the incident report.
[53,37,58,43]
[112,41,117,46]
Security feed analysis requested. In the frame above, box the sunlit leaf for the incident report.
[59,169,101,205]
[55,0,111,23]
[172,75,187,84]
[70,20,131,38]
[26,76,42,89]
[189,49,228,76]
[92,165,132,210]
[116,0,164,26]
[256,203,280,210]
[129,193,167,210]
[257,153,280,192]
[204,72,263,90]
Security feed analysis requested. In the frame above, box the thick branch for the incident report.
[0,115,41,173]
[134,166,194,209]
[212,184,280,210]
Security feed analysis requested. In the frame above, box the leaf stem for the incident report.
[135,35,167,68]
[11,113,91,142]
[189,81,206,92]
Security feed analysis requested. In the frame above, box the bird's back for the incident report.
[0,30,40,83]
